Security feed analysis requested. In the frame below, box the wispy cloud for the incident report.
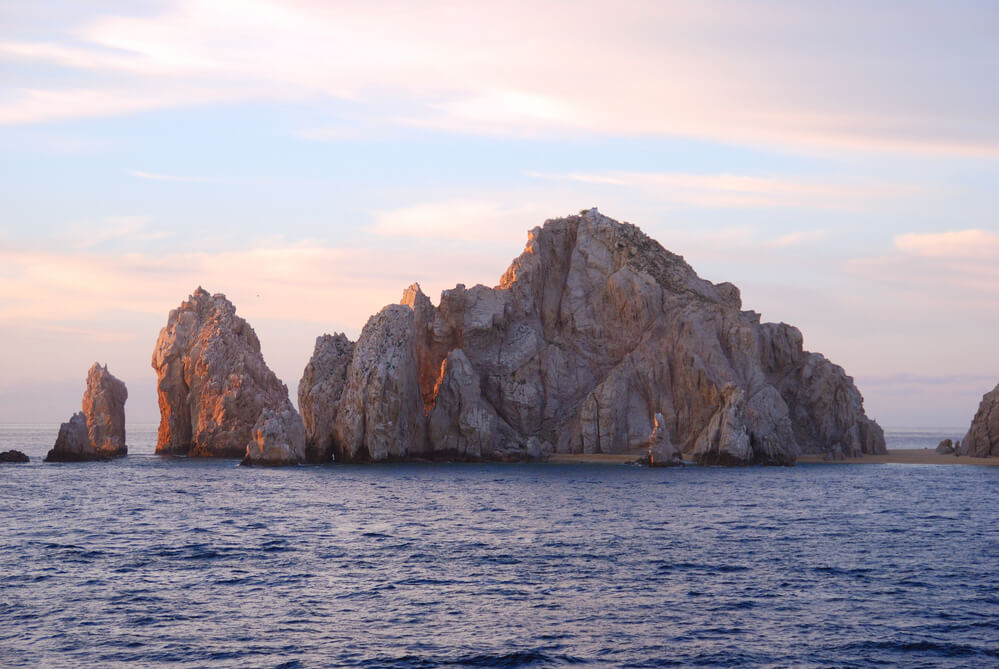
[895,229,999,259]
[2,1,998,155]
[129,170,209,182]
[527,170,915,211]
[60,215,172,250]
[370,200,553,243]
[0,238,514,328]
[848,228,999,316]
[764,230,830,248]
[856,373,999,388]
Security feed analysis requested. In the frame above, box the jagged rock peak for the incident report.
[45,363,128,462]
[958,383,999,457]
[300,210,885,465]
[152,287,304,464]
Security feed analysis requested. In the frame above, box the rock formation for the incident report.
[644,412,681,467]
[298,333,354,462]
[935,439,955,455]
[152,288,305,464]
[45,363,128,462]
[299,209,885,465]
[957,384,999,457]
[0,450,30,463]
[242,406,307,466]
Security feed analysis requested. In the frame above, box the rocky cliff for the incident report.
[45,363,128,462]
[957,383,999,457]
[152,287,305,465]
[299,209,885,464]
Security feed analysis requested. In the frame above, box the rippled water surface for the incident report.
[2,425,997,667]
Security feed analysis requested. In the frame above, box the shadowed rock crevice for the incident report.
[299,209,884,464]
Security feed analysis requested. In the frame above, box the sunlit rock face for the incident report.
[152,288,304,463]
[300,209,884,464]
[643,412,681,467]
[958,384,999,457]
[45,363,128,462]
[242,406,307,466]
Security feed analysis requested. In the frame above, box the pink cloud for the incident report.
[2,1,997,155]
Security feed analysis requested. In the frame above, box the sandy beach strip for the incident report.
[547,449,999,466]
[546,452,645,464]
[798,449,999,466]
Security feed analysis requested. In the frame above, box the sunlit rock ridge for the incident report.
[152,288,305,466]
[300,209,885,465]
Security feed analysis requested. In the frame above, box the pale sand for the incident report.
[547,452,645,464]
[548,449,999,466]
[798,448,999,466]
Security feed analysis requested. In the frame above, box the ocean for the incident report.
[2,425,997,667]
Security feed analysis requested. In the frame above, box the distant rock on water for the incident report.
[0,450,30,463]
[936,439,955,455]
[152,288,305,466]
[957,383,999,457]
[45,363,128,462]
[299,209,884,464]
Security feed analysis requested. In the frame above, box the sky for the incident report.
[2,0,998,428]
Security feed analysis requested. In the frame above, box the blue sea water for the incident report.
[1,425,997,668]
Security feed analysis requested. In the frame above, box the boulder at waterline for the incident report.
[0,450,30,463]
[935,439,955,455]
[644,413,682,467]
[241,407,307,466]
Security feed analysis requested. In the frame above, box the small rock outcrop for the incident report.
[958,384,999,457]
[0,450,30,463]
[644,412,681,467]
[299,209,885,464]
[152,288,305,464]
[935,439,955,455]
[45,363,128,462]
[242,407,307,466]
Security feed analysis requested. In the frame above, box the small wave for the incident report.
[354,650,585,667]
[843,639,999,658]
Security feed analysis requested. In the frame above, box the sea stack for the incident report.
[299,209,885,464]
[935,439,955,455]
[152,287,305,465]
[45,363,128,462]
[957,383,999,457]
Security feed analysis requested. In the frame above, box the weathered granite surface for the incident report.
[242,406,307,466]
[298,333,354,463]
[45,363,128,462]
[958,384,999,457]
[152,288,304,464]
[299,209,885,464]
